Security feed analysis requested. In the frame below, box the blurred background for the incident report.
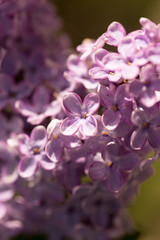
[52,0,160,47]
[50,0,160,239]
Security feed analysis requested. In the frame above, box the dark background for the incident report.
[52,0,160,47]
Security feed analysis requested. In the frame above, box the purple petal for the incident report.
[131,110,147,126]
[133,51,148,66]
[89,66,109,79]
[115,84,131,105]
[32,85,50,111]
[61,135,81,148]
[63,92,82,115]
[80,115,97,136]
[60,117,80,135]
[102,142,119,159]
[18,156,37,178]
[119,102,132,123]
[107,167,124,192]
[94,48,109,66]
[112,120,133,138]
[67,54,87,75]
[102,109,121,130]
[89,161,107,181]
[140,89,157,107]
[0,96,10,110]
[99,86,114,107]
[17,134,30,155]
[0,203,7,219]
[107,70,122,83]
[15,100,37,117]
[1,53,17,75]
[44,99,61,118]
[27,113,46,125]
[47,119,61,139]
[38,152,56,170]
[30,125,47,150]
[118,37,135,59]
[85,135,109,154]
[106,22,126,46]
[130,129,147,150]
[2,160,18,184]
[148,128,160,149]
[129,80,143,96]
[83,92,100,114]
[46,139,63,162]
[117,152,138,170]
[120,64,139,79]
[0,142,13,161]
[150,112,160,126]
[0,184,14,202]
[103,53,125,70]
[0,73,14,92]
[134,34,150,50]
[145,45,160,64]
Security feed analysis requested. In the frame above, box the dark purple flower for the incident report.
[129,64,160,107]
[16,85,61,125]
[64,54,98,90]
[131,110,160,149]
[46,119,81,162]
[89,142,138,192]
[18,125,55,178]
[100,84,133,130]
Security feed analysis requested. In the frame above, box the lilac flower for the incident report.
[144,43,160,66]
[18,126,55,178]
[89,48,122,83]
[100,84,133,130]
[129,64,160,107]
[89,142,138,192]
[16,85,61,125]
[140,17,160,44]
[60,92,100,137]
[45,119,81,162]
[130,110,160,149]
[64,54,98,90]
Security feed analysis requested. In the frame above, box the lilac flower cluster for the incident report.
[0,0,160,239]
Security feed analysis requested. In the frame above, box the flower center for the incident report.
[113,105,117,112]
[123,79,128,84]
[102,131,108,136]
[144,80,149,86]
[53,134,58,140]
[33,147,39,154]
[84,112,87,119]
[109,71,114,75]
[143,122,148,128]
[108,161,113,167]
